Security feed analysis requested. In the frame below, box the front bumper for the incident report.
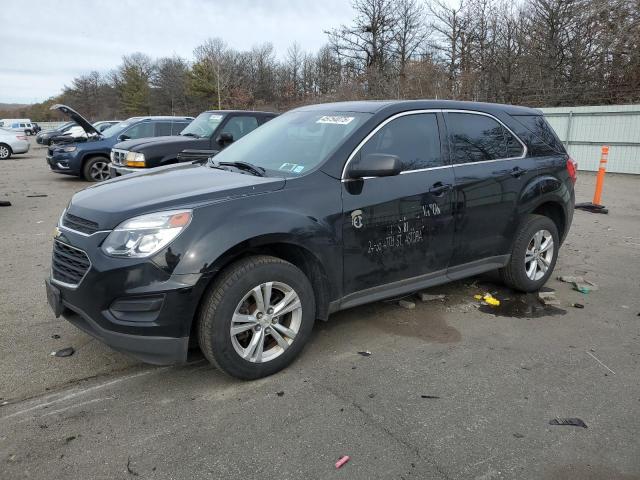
[45,228,207,364]
[109,164,141,178]
[47,152,78,174]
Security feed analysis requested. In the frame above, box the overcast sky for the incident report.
[0,0,355,104]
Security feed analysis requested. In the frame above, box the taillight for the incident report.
[16,135,27,141]
[566,157,577,183]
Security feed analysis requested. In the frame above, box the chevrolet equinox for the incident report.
[45,100,576,379]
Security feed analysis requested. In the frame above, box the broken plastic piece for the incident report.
[357,351,371,357]
[276,391,284,397]
[335,455,350,469]
[475,293,500,306]
[420,293,445,302]
[51,347,74,357]
[549,417,588,428]
[398,299,415,309]
[575,202,608,214]
[573,303,584,309]
[420,395,440,399]
[0,201,11,207]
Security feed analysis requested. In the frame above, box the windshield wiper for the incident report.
[207,159,266,177]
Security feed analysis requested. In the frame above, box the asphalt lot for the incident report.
[1,139,639,479]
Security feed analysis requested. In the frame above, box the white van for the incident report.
[0,119,35,135]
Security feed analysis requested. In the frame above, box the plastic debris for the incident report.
[335,455,350,469]
[475,293,500,307]
[558,275,598,293]
[419,293,446,302]
[276,391,284,397]
[51,334,60,339]
[549,417,588,428]
[573,303,584,309]
[513,433,525,438]
[0,201,11,207]
[575,202,608,214]
[398,299,416,309]
[51,347,74,357]
[538,290,560,306]
[357,351,371,357]
[420,395,440,399]
[368,393,375,398]
[26,194,48,198]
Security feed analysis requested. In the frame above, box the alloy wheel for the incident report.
[90,160,110,181]
[230,281,302,363]
[525,229,554,281]
[0,146,9,159]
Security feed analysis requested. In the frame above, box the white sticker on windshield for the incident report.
[209,114,223,121]
[316,115,355,125]
[293,165,305,173]
[279,163,298,172]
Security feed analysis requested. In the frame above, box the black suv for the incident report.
[45,100,575,379]
[108,110,277,177]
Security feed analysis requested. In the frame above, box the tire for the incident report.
[500,214,559,292]
[198,255,316,379]
[0,144,12,160]
[82,156,111,182]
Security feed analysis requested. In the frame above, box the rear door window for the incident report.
[220,116,260,141]
[446,113,524,164]
[155,122,172,136]
[360,113,443,171]
[172,121,189,135]
[124,122,155,139]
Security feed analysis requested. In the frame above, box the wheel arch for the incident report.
[0,143,13,155]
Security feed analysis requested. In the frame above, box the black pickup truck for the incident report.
[109,110,277,177]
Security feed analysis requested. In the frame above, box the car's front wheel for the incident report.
[0,144,12,160]
[500,214,559,292]
[83,156,111,182]
[198,255,316,379]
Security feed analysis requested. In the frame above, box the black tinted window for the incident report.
[361,113,443,171]
[447,113,523,163]
[510,114,565,156]
[220,116,260,141]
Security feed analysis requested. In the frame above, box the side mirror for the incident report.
[216,132,234,146]
[118,134,130,141]
[347,153,402,179]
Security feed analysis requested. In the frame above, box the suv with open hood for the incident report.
[46,104,192,181]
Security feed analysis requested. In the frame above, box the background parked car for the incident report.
[110,110,276,177]
[60,120,121,141]
[0,119,37,135]
[46,104,192,181]
[0,128,30,159]
[36,122,77,145]
[31,122,41,134]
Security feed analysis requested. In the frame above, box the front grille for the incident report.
[111,149,127,166]
[52,241,91,287]
[62,212,100,235]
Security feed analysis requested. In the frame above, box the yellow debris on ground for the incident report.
[475,293,500,307]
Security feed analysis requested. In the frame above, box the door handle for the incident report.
[429,182,452,196]
[510,166,527,178]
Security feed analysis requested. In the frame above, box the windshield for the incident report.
[211,111,370,176]
[101,119,136,138]
[181,112,226,138]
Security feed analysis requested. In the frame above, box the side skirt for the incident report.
[329,255,510,314]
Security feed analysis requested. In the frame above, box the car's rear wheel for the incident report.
[83,156,111,182]
[198,255,315,379]
[0,144,12,160]
[500,214,559,292]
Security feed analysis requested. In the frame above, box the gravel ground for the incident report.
[0,139,639,479]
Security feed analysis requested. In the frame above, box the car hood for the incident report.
[67,163,286,229]
[50,104,101,136]
[114,135,199,152]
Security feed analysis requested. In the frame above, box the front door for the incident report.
[444,111,535,269]
[342,112,455,296]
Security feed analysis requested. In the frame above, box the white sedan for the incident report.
[0,128,30,159]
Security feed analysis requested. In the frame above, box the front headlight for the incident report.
[63,145,76,152]
[125,151,145,167]
[101,209,192,258]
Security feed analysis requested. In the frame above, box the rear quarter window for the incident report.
[509,115,566,157]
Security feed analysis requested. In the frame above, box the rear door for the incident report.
[342,112,456,295]
[444,111,534,271]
